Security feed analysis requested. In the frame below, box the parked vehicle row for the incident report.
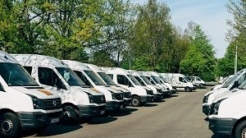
[203,69,246,138]
[0,51,203,138]
[0,51,206,138]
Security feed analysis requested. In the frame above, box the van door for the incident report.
[116,74,133,92]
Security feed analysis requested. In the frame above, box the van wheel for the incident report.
[61,106,80,124]
[131,96,141,107]
[0,112,21,138]
[235,120,246,138]
[185,87,192,92]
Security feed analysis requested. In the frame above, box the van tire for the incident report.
[235,120,246,138]
[185,87,192,92]
[131,96,141,107]
[61,106,80,124]
[0,112,21,138]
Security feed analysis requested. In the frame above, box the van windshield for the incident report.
[127,75,141,85]
[151,76,162,84]
[97,72,116,86]
[159,76,168,83]
[56,67,86,87]
[222,70,243,88]
[0,63,39,86]
[140,76,152,85]
[238,80,246,89]
[84,70,105,86]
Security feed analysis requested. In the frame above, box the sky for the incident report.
[130,0,233,58]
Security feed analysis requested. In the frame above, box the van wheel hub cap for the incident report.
[242,128,246,138]
[1,120,13,132]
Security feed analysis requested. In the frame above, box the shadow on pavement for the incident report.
[211,134,230,138]
[88,116,118,125]
[22,123,82,137]
[154,99,165,103]
[142,103,158,107]
[108,107,139,117]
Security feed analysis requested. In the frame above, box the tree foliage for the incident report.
[180,22,216,81]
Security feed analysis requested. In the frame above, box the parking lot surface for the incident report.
[23,88,229,138]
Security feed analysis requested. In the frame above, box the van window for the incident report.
[140,76,152,85]
[237,73,246,86]
[24,66,32,75]
[108,74,113,79]
[84,70,105,86]
[179,77,186,83]
[0,63,38,86]
[38,67,66,89]
[134,76,146,86]
[98,72,116,86]
[117,75,133,86]
[74,71,92,86]
[56,67,86,87]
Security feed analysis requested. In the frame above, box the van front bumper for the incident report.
[106,100,124,111]
[140,95,154,103]
[153,93,162,101]
[18,110,62,130]
[123,98,132,107]
[79,104,106,117]
[209,117,236,136]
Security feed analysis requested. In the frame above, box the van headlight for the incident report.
[211,98,227,115]
[28,95,41,109]
[203,94,211,103]
[88,93,94,103]
[109,90,115,99]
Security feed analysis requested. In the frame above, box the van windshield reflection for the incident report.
[0,63,39,86]
[56,67,86,87]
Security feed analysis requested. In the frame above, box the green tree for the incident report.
[128,0,172,71]
[180,22,216,81]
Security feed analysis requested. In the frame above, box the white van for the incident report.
[12,54,106,123]
[129,70,163,101]
[62,60,125,111]
[161,73,195,92]
[202,69,246,115]
[189,76,205,88]
[139,71,171,97]
[210,75,233,91]
[159,74,176,94]
[208,81,246,137]
[85,63,132,107]
[0,52,62,138]
[101,67,154,107]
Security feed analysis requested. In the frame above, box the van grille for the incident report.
[115,93,124,100]
[93,95,106,104]
[146,90,154,95]
[42,98,62,110]
[123,92,131,98]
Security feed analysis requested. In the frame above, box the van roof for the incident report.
[62,60,91,71]
[0,51,18,63]
[11,54,67,68]
[100,67,129,75]
[87,64,102,72]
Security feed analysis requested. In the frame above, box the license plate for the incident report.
[51,118,59,123]
[100,110,105,114]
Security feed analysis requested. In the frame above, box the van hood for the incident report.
[213,89,244,103]
[11,86,59,99]
[204,87,228,96]
[111,86,129,92]
[70,86,104,96]
[96,85,122,94]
